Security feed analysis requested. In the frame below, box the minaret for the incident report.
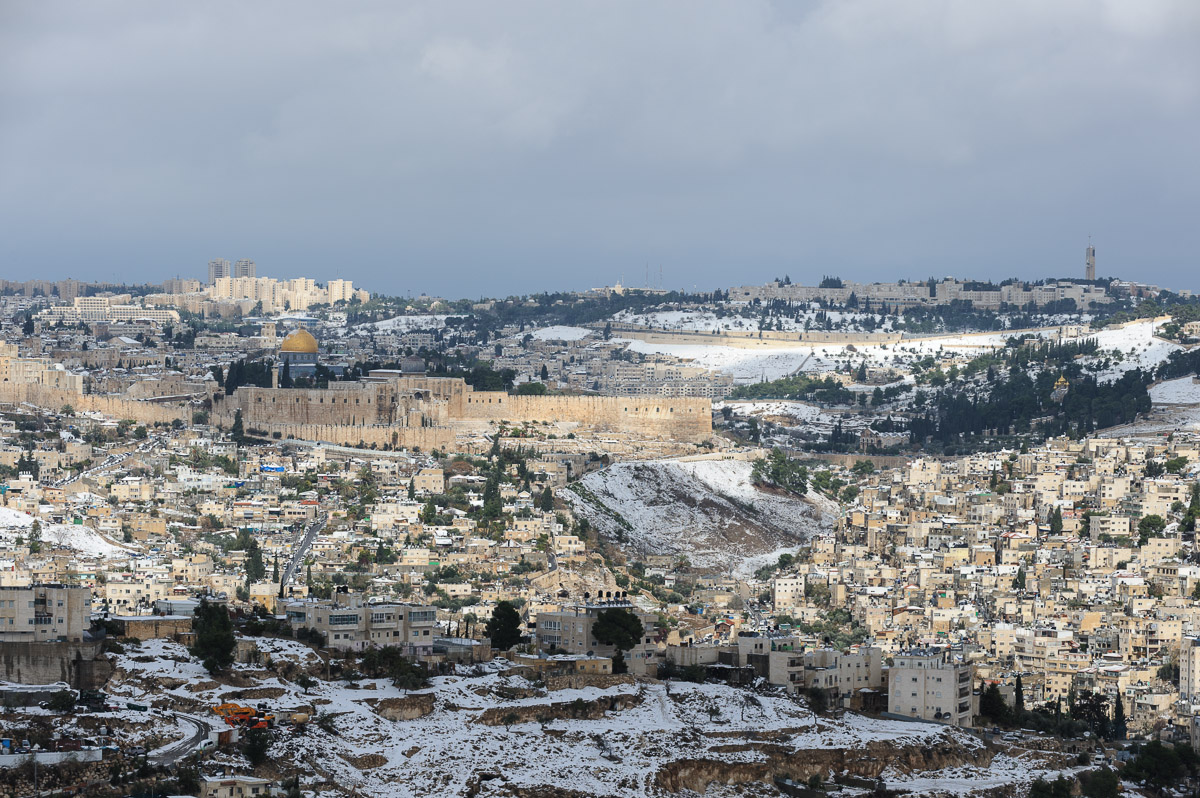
[1085,243,1096,281]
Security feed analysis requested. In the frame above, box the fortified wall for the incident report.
[384,375,713,443]
[0,382,189,426]
[5,371,712,450]
[215,375,713,446]
[211,380,456,451]
[459,392,712,443]
[604,325,902,349]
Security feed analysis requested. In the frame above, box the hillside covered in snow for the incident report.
[565,459,836,576]
[102,637,1071,797]
[0,507,136,558]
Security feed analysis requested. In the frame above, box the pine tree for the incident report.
[231,409,245,443]
[1014,675,1025,717]
[191,598,236,673]
[538,487,554,512]
[1050,507,1063,534]
[486,601,523,651]
[272,554,280,582]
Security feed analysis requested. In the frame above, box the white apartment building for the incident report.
[888,647,973,727]
[771,575,806,613]
[1180,636,1200,705]
[0,584,91,643]
[37,296,179,325]
[284,595,438,654]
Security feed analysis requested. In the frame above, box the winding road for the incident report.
[150,713,213,765]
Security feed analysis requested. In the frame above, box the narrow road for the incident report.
[52,436,161,488]
[150,713,212,766]
[281,514,326,589]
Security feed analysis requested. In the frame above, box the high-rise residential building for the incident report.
[1086,245,1096,281]
[208,258,231,284]
[234,258,256,279]
[1181,636,1200,705]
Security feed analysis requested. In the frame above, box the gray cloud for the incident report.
[1,1,1198,296]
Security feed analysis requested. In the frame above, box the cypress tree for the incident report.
[1112,693,1127,740]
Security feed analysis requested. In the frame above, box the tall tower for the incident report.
[208,258,231,284]
[1085,244,1096,281]
[234,258,256,278]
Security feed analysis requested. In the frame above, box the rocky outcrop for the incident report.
[475,693,643,726]
[375,692,436,721]
[654,737,993,794]
[545,674,635,692]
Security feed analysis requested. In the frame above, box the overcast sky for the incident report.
[2,2,1198,298]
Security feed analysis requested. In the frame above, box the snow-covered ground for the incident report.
[1150,376,1200,404]
[527,325,593,341]
[359,314,447,332]
[614,308,897,333]
[1097,374,1200,438]
[565,459,837,575]
[612,318,1180,388]
[0,507,135,558]
[101,638,1072,797]
[1084,320,1183,382]
[715,401,872,436]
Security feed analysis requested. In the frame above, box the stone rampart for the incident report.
[460,393,712,443]
[604,325,901,349]
[0,382,189,425]
[239,422,454,451]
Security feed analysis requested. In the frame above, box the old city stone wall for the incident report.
[214,377,711,446]
[0,382,189,425]
[211,382,456,450]
[237,421,453,451]
[605,325,901,349]
[5,375,711,450]
[460,392,712,443]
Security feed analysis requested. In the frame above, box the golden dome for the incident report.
[280,327,319,354]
